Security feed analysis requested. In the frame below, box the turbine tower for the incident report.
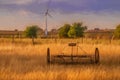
[45,0,52,37]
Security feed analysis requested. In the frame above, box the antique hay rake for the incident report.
[47,43,100,64]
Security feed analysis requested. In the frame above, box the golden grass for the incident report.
[0,39,120,80]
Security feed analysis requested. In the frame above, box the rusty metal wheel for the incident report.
[95,48,100,64]
[47,48,50,64]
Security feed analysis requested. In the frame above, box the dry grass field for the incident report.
[0,38,120,80]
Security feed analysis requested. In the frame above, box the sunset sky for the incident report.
[0,0,120,30]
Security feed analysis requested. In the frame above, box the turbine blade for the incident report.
[47,0,52,10]
[48,13,52,18]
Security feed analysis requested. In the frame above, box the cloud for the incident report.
[0,8,41,30]
[52,11,120,29]
[1,0,120,14]
[17,10,33,16]
[0,0,34,5]
[0,8,119,30]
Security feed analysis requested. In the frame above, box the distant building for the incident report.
[0,28,44,38]
[0,30,24,38]
[85,28,114,39]
[49,29,58,38]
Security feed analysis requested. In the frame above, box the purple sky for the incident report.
[0,0,120,30]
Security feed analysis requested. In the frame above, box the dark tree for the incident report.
[114,24,120,39]
[24,25,39,44]
[58,24,71,38]
[68,22,87,38]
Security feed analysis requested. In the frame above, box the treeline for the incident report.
[24,22,120,39]
[24,22,87,38]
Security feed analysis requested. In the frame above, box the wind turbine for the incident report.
[44,0,52,37]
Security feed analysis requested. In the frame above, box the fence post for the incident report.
[47,48,50,64]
